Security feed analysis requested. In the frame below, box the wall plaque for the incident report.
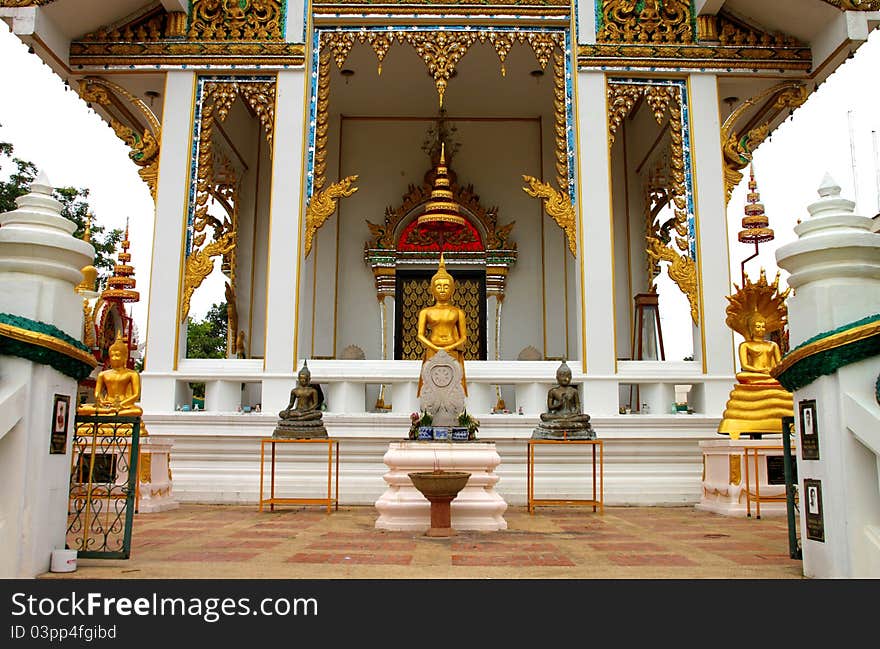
[767,455,795,485]
[49,394,70,455]
[798,399,819,461]
[804,478,825,542]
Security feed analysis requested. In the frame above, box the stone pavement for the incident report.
[45,504,805,579]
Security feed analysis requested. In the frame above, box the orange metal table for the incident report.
[527,438,603,514]
[259,438,339,513]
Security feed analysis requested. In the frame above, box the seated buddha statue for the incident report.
[416,254,468,397]
[274,361,327,439]
[718,313,793,439]
[77,332,142,416]
[532,360,595,440]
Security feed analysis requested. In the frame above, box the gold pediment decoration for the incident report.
[720,81,808,205]
[597,0,693,44]
[366,173,515,252]
[189,0,283,41]
[699,11,805,49]
[78,77,161,202]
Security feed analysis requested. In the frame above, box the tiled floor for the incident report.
[46,503,805,580]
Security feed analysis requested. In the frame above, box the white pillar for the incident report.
[263,69,308,412]
[141,71,196,412]
[688,74,736,414]
[0,174,94,578]
[577,71,618,415]
[775,176,880,578]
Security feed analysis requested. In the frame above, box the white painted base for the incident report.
[137,439,179,514]
[697,438,791,517]
[375,441,508,531]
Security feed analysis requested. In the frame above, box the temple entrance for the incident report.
[394,269,487,361]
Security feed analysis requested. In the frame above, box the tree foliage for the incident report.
[0,136,123,287]
[186,302,229,359]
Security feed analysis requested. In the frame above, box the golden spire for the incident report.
[431,252,454,286]
[102,217,140,303]
[738,165,774,245]
[83,213,92,243]
[416,143,466,232]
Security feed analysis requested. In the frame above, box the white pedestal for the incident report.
[375,441,508,531]
[137,438,179,513]
[696,438,790,517]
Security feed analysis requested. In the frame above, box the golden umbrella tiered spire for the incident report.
[416,143,466,233]
[737,165,775,285]
[101,218,140,303]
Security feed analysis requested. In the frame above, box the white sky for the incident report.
[1,23,878,360]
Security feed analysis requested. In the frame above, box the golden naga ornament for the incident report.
[180,232,236,324]
[521,176,577,257]
[717,269,794,439]
[304,176,359,258]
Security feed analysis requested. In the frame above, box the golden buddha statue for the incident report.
[416,254,468,396]
[78,331,143,416]
[717,271,793,438]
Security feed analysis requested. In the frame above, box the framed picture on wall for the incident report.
[50,394,70,455]
[798,399,819,460]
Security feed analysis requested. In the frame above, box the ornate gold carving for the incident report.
[322,31,357,70]
[522,176,576,257]
[480,31,514,77]
[821,0,880,10]
[721,82,807,204]
[578,42,811,71]
[70,41,305,67]
[189,0,283,41]
[366,175,515,252]
[646,235,698,325]
[552,49,568,192]
[597,0,693,44]
[82,300,96,348]
[181,232,236,323]
[607,84,642,147]
[78,77,162,202]
[313,51,331,192]
[165,12,188,38]
[305,176,359,258]
[235,82,275,147]
[716,13,804,48]
[403,31,478,107]
[139,453,152,484]
[729,455,741,486]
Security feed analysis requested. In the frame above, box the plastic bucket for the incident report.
[50,549,77,573]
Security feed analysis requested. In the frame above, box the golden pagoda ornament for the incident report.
[102,218,139,304]
[416,143,466,235]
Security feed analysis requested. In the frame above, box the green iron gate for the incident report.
[66,414,141,559]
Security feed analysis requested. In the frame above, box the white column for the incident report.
[262,69,308,412]
[141,71,196,412]
[776,177,880,578]
[688,74,736,413]
[0,175,94,578]
[577,71,618,415]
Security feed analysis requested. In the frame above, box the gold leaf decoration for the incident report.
[403,31,478,107]
[188,0,283,41]
[78,77,162,202]
[180,232,236,323]
[720,82,806,204]
[305,176,359,257]
[646,235,699,325]
[597,0,693,44]
[522,175,576,257]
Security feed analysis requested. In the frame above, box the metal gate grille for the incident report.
[66,415,141,559]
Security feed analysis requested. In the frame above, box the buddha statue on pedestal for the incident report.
[273,360,327,439]
[532,360,595,440]
[416,254,468,397]
[717,271,793,439]
[77,331,143,417]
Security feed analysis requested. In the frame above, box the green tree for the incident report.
[185,302,229,359]
[0,136,123,287]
